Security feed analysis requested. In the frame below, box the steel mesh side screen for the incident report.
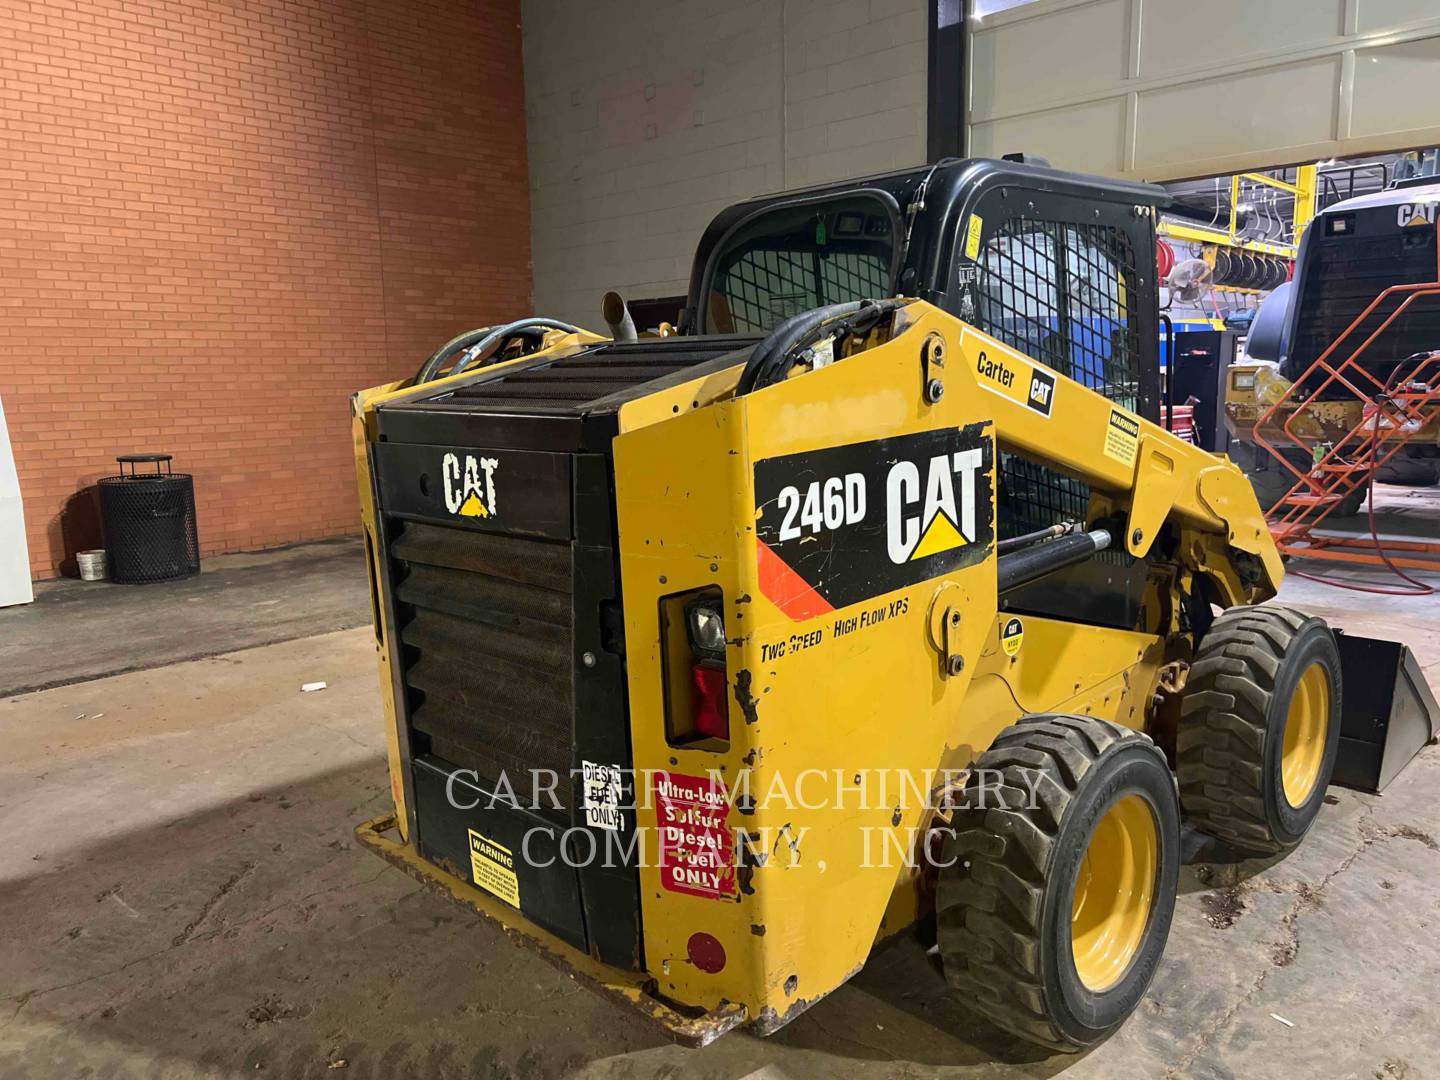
[995,454,1090,539]
[973,217,1143,413]
[720,247,889,333]
[972,216,1142,561]
[820,249,890,309]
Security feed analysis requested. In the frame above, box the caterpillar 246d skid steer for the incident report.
[350,158,1388,1051]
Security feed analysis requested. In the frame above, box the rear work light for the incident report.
[690,662,730,739]
[660,588,731,746]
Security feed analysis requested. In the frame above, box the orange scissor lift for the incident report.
[1252,267,1440,571]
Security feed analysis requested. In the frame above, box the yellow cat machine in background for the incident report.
[351,160,1427,1051]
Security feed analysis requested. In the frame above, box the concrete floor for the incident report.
[2,533,1439,1078]
[0,538,373,697]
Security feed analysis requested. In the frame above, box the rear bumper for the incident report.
[354,813,747,1048]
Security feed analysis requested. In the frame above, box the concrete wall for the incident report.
[968,0,1440,182]
[522,0,928,327]
[0,0,532,579]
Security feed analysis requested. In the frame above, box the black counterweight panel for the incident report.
[401,605,569,684]
[411,758,588,950]
[397,562,571,630]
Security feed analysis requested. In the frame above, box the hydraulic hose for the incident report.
[997,529,1112,594]
[413,318,582,384]
[738,299,906,394]
[414,326,496,384]
[447,318,582,378]
[996,521,1077,555]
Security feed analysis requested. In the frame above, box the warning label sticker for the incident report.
[655,771,737,901]
[1104,408,1141,468]
[582,760,623,832]
[964,213,984,260]
[467,829,520,908]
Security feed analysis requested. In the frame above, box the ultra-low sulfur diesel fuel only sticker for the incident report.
[655,771,737,901]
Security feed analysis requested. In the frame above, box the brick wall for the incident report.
[0,0,532,579]
[522,0,926,326]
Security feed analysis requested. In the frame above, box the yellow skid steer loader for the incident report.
[351,158,1436,1050]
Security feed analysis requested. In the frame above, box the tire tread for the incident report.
[1177,603,1327,854]
[936,714,1158,1051]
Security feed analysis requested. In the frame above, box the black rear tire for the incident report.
[1376,456,1439,487]
[1178,605,1342,855]
[937,715,1181,1052]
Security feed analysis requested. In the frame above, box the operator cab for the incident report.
[681,159,1170,630]
[684,158,1168,424]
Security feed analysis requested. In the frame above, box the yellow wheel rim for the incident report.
[1071,794,1158,992]
[1281,662,1330,807]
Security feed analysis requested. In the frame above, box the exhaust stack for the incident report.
[603,291,637,342]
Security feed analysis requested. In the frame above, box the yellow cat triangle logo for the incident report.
[909,512,963,560]
[458,491,489,518]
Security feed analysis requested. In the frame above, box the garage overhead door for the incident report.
[967,0,1440,180]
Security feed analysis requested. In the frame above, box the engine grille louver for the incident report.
[392,520,576,809]
[442,338,756,410]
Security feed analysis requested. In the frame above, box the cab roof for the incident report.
[1321,179,1440,214]
[682,157,1169,330]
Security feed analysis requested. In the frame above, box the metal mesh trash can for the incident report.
[97,454,200,583]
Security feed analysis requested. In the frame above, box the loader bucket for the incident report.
[1332,632,1440,794]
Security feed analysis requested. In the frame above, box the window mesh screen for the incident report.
[968,216,1142,549]
[820,251,890,310]
[972,217,1143,408]
[994,453,1091,539]
[720,249,889,333]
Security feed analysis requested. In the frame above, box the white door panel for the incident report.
[1134,58,1341,174]
[0,396,33,606]
[971,96,1130,176]
[969,0,1440,181]
[1352,36,1440,141]
[1356,0,1440,35]
[970,0,1129,117]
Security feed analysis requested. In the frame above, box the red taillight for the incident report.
[661,588,730,747]
[690,663,730,739]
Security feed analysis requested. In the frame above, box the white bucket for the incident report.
[77,549,108,582]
